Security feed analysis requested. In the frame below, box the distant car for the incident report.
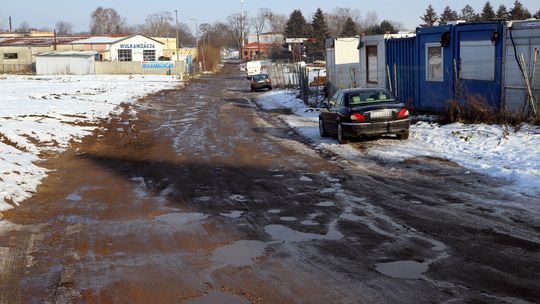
[250,74,272,92]
[319,88,410,144]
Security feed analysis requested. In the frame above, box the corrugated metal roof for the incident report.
[0,36,85,46]
[36,51,99,57]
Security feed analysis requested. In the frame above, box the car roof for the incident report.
[339,87,388,94]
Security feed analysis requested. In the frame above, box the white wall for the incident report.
[109,35,165,62]
[326,37,361,96]
[358,35,387,88]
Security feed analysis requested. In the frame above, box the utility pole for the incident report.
[175,10,179,62]
[240,0,245,47]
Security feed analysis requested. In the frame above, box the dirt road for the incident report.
[1,65,539,303]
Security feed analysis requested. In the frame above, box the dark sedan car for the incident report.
[319,88,410,144]
[250,74,272,92]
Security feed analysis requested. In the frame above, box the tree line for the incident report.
[421,1,540,27]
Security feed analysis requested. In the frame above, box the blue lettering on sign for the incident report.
[120,43,156,49]
[142,61,175,69]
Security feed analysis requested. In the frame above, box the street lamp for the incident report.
[190,17,205,72]
[175,10,179,62]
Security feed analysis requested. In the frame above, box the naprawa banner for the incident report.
[142,61,175,69]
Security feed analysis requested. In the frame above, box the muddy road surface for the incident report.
[1,65,539,303]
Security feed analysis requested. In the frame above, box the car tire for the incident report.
[337,123,349,144]
[319,117,329,137]
[397,130,409,140]
[268,86,273,90]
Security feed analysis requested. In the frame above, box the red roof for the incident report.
[242,42,272,50]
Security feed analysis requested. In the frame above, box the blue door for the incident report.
[455,22,504,110]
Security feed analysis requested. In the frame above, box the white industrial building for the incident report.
[70,34,165,62]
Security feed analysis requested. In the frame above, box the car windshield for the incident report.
[348,90,396,105]
[253,74,268,80]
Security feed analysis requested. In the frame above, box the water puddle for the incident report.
[375,260,429,279]
[185,291,250,304]
[154,213,208,226]
[66,193,82,201]
[280,216,297,222]
[316,201,335,207]
[264,220,343,242]
[220,211,244,219]
[213,240,267,267]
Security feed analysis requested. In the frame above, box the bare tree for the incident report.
[267,12,287,34]
[227,12,249,51]
[361,11,379,30]
[144,11,174,37]
[56,21,73,35]
[251,8,271,58]
[17,21,31,32]
[326,7,362,37]
[90,7,125,35]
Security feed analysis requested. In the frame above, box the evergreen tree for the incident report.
[365,20,398,35]
[496,4,510,20]
[460,5,478,22]
[534,9,540,19]
[509,1,532,20]
[439,6,459,25]
[309,8,329,60]
[480,2,496,21]
[340,17,358,37]
[420,4,438,27]
[284,10,310,38]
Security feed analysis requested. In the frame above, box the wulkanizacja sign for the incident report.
[119,43,156,49]
[142,61,175,69]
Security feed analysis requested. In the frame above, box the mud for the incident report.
[0,64,539,303]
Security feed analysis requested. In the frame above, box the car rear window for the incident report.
[348,91,395,105]
[253,74,268,80]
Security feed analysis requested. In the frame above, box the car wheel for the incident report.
[319,117,329,137]
[337,123,349,144]
[397,130,409,140]
[268,86,273,90]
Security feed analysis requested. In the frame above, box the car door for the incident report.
[325,92,344,134]
[321,92,337,131]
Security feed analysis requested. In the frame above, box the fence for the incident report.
[266,62,326,107]
[0,64,33,74]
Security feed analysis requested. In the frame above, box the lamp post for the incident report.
[190,17,205,72]
[175,10,179,62]
[240,0,245,47]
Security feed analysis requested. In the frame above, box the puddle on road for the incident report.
[280,216,297,222]
[154,213,208,226]
[219,211,244,219]
[316,201,335,207]
[213,240,267,267]
[185,291,250,304]
[375,260,429,279]
[265,220,343,242]
[66,193,82,201]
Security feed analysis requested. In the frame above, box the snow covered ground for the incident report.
[0,75,180,211]
[256,90,540,196]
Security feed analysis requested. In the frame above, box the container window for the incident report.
[143,50,156,61]
[460,40,495,81]
[426,44,443,82]
[118,49,132,62]
[366,45,378,84]
[3,53,18,59]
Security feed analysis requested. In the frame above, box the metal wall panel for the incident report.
[386,37,417,108]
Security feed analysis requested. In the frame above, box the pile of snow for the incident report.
[256,90,540,195]
[0,75,180,211]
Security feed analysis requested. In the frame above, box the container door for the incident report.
[456,23,503,110]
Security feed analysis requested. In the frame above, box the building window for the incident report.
[3,53,18,59]
[366,45,378,84]
[143,50,156,61]
[460,40,495,81]
[426,44,443,82]
[118,49,132,62]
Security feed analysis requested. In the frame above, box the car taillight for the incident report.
[397,108,409,118]
[350,113,365,121]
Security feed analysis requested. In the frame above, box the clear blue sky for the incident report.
[1,0,539,33]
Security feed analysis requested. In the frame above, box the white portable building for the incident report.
[358,33,415,88]
[325,37,360,97]
[36,51,98,75]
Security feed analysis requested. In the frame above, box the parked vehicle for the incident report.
[246,61,262,78]
[250,74,273,92]
[319,88,410,144]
